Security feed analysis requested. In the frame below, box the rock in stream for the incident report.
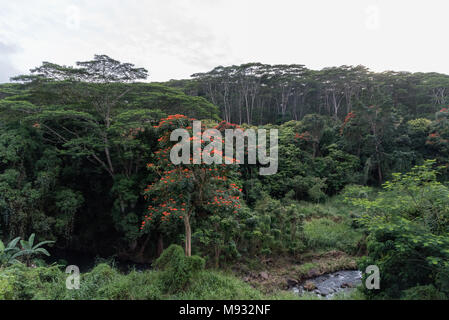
[292,270,362,299]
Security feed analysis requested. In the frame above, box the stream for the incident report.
[292,270,362,299]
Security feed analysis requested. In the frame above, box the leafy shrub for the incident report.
[401,285,446,300]
[251,195,306,256]
[0,237,21,266]
[357,222,449,299]
[0,263,64,299]
[186,255,206,273]
[350,161,449,299]
[153,244,185,270]
[154,244,205,293]
[0,271,15,300]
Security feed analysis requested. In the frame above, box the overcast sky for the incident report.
[1,0,448,83]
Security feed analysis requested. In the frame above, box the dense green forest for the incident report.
[1,55,449,300]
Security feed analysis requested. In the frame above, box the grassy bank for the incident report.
[0,262,368,300]
[0,262,300,300]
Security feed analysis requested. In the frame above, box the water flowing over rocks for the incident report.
[292,270,362,299]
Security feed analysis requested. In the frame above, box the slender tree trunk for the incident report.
[184,213,192,257]
[156,233,164,258]
[312,142,318,158]
[214,245,220,268]
[377,161,383,185]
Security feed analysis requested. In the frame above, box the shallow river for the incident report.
[292,270,362,299]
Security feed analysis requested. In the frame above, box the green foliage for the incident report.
[1,234,53,268]
[341,184,375,201]
[14,234,54,267]
[407,118,432,134]
[0,237,21,266]
[185,64,449,126]
[186,255,206,273]
[154,244,205,293]
[0,262,164,300]
[153,244,186,270]
[401,285,447,300]
[0,262,283,300]
[0,263,64,300]
[315,145,361,194]
[0,55,221,256]
[303,218,362,254]
[0,271,15,300]
[248,195,306,256]
[174,270,263,300]
[348,160,449,298]
[4,55,449,300]
[68,263,160,300]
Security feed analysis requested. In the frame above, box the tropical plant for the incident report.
[13,234,54,267]
[0,237,21,266]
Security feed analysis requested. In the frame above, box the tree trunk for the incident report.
[377,163,383,185]
[156,233,164,258]
[214,245,220,269]
[312,141,318,158]
[184,214,192,257]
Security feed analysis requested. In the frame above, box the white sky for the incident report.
[0,0,448,83]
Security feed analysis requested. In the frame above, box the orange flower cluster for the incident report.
[205,193,242,212]
[153,114,195,129]
[294,131,312,141]
[141,198,188,229]
[340,111,356,135]
[214,120,240,131]
[167,114,190,120]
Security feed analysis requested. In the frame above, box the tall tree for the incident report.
[141,115,243,256]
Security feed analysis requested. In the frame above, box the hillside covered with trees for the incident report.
[1,55,449,300]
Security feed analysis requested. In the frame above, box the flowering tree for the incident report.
[427,108,449,151]
[141,115,243,256]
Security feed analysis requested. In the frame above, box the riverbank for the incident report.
[231,250,360,293]
[1,247,366,300]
